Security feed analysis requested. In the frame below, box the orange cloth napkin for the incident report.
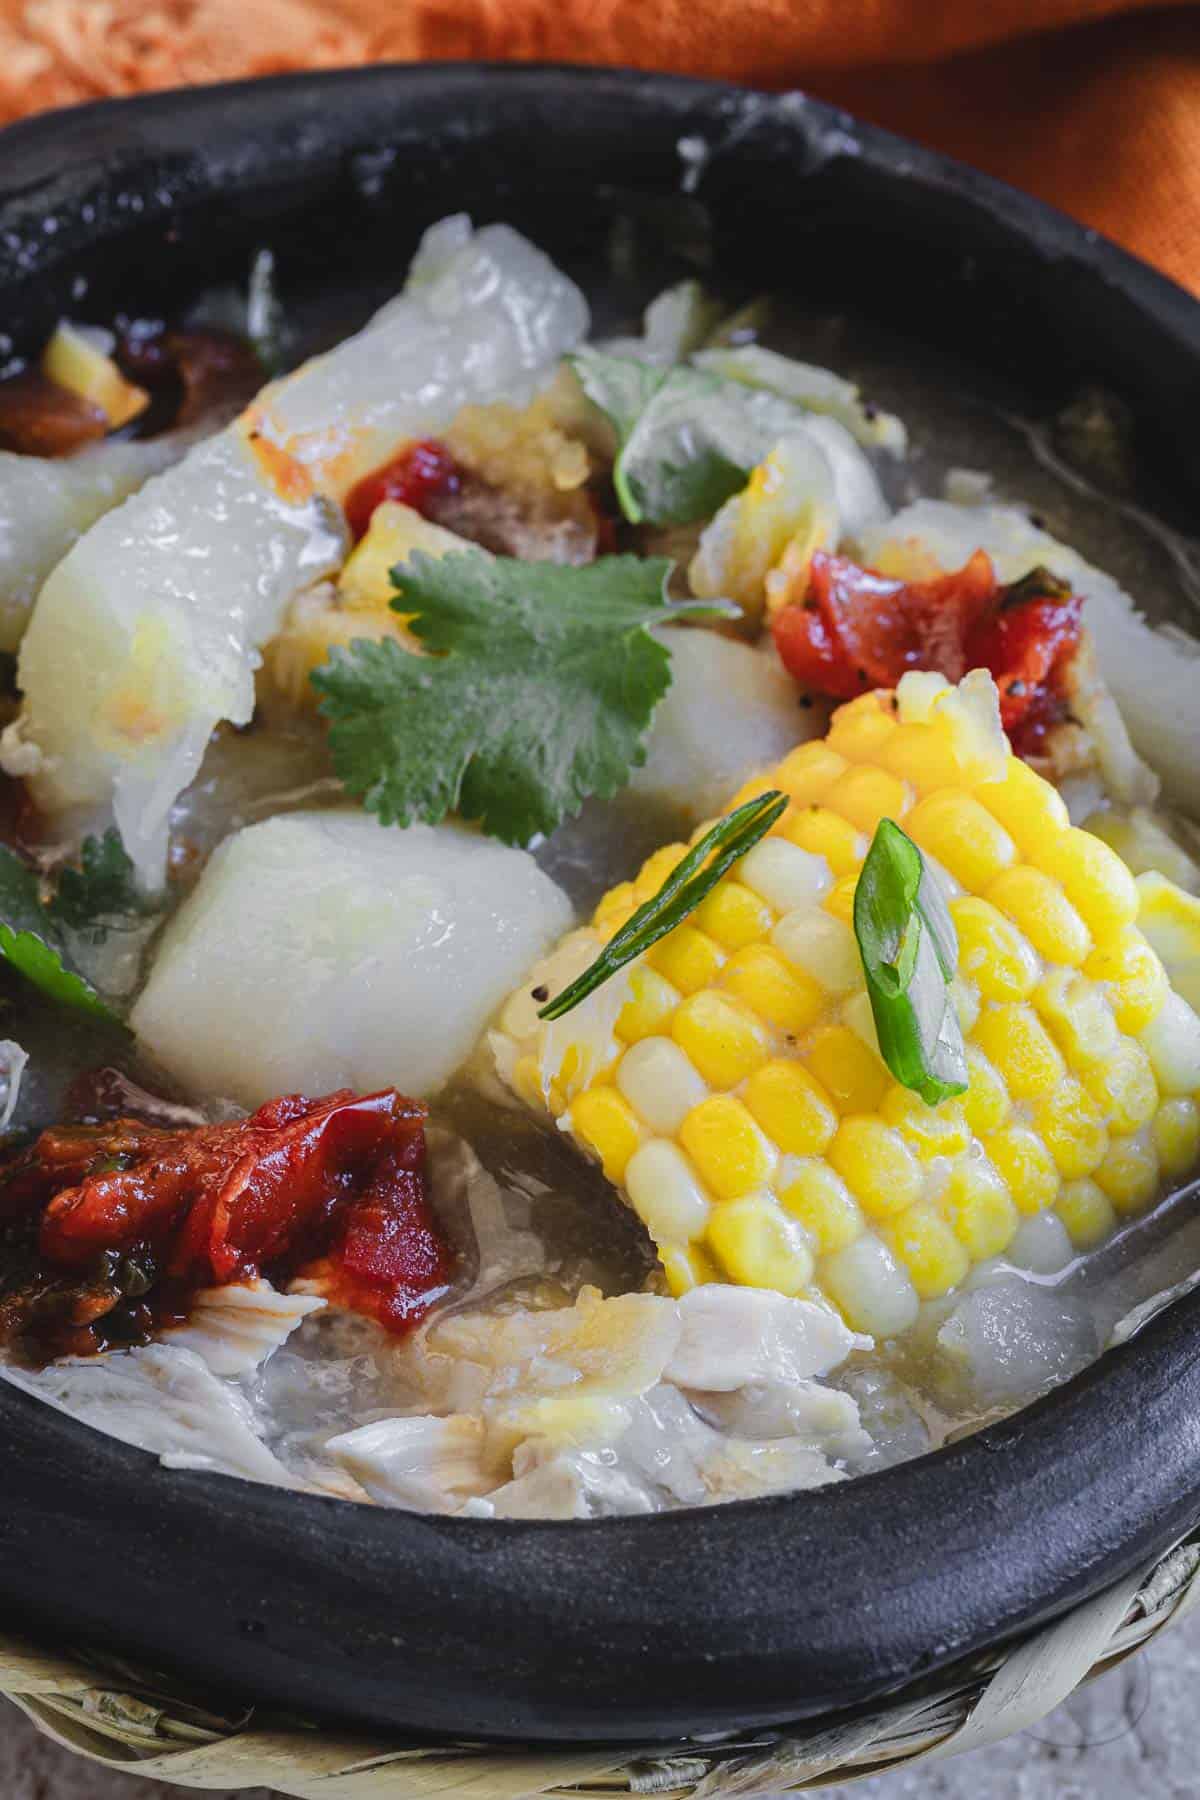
[0,1,1196,294]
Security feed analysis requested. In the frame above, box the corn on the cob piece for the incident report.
[494,672,1200,1338]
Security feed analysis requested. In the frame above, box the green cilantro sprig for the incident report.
[538,791,788,1021]
[311,549,734,846]
[570,347,808,526]
[0,831,141,1022]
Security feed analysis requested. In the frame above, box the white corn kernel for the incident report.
[820,1232,919,1337]
[1141,991,1200,1096]
[740,837,833,913]
[616,1037,709,1134]
[624,1139,713,1244]
[1006,1210,1074,1275]
[773,908,861,994]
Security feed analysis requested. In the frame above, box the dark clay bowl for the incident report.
[1,64,1200,1747]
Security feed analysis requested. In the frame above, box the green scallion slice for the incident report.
[854,818,967,1106]
[538,790,788,1022]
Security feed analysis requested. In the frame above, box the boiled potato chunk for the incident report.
[131,812,574,1105]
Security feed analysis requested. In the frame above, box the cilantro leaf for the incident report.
[311,550,727,844]
[49,829,148,937]
[570,348,809,526]
[0,847,121,1022]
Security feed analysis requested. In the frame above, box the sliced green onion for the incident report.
[538,790,788,1022]
[854,819,967,1106]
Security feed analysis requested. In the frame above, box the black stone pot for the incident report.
[1,63,1199,1748]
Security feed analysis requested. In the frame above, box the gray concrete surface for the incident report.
[1,1602,1195,1799]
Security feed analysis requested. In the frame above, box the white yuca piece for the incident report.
[7,215,589,886]
[630,627,823,819]
[861,499,1200,808]
[0,435,185,653]
[158,1279,327,1377]
[130,811,573,1105]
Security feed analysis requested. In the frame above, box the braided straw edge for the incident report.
[2,1525,1199,1798]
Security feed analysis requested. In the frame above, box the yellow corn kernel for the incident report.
[651,925,725,995]
[977,755,1070,858]
[986,865,1091,967]
[826,694,897,763]
[672,990,769,1089]
[962,1045,1011,1135]
[1153,1097,1200,1179]
[823,764,911,835]
[775,741,847,808]
[42,320,149,428]
[1056,1177,1117,1249]
[1033,827,1139,942]
[823,874,860,925]
[881,1086,971,1159]
[744,1058,838,1156]
[1095,1127,1160,1214]
[725,773,784,813]
[615,965,680,1044]
[543,1042,590,1117]
[951,896,1040,1003]
[719,944,825,1035]
[632,843,688,904]
[783,806,865,877]
[680,1093,777,1200]
[693,879,774,951]
[659,1241,720,1297]
[625,1139,712,1244]
[1083,1039,1159,1135]
[707,1196,814,1294]
[820,1232,919,1336]
[829,1117,922,1219]
[777,1158,864,1252]
[973,1003,1066,1100]
[570,1087,642,1184]
[880,721,968,796]
[593,881,637,940]
[906,792,1016,893]
[804,1024,889,1114]
[984,1123,1061,1213]
[511,1053,544,1112]
[1032,1080,1109,1180]
[938,1158,1020,1258]
[1085,928,1169,1034]
[884,1201,970,1299]
[1032,968,1119,1069]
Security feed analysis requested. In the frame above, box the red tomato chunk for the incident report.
[772,550,1082,752]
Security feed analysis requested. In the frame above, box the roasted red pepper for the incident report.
[0,1088,453,1358]
[772,550,1082,752]
[343,439,462,541]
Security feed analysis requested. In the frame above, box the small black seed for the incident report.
[531,984,549,1003]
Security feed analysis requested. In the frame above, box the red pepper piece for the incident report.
[0,1088,453,1355]
[343,439,462,541]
